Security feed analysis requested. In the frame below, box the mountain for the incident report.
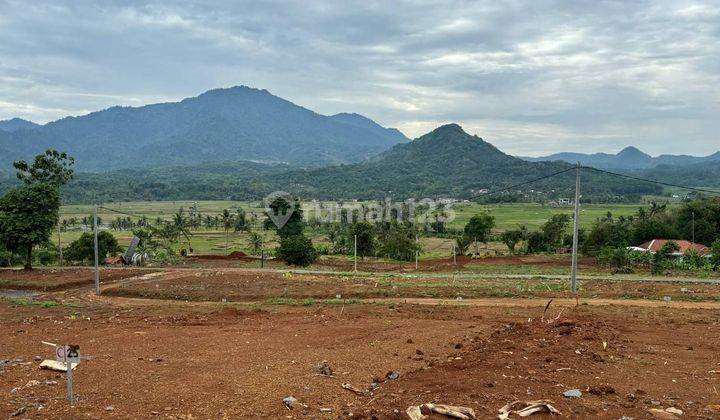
[0,86,408,171]
[268,124,661,199]
[0,118,40,132]
[0,124,664,202]
[633,161,720,189]
[523,146,720,170]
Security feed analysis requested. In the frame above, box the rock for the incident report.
[105,406,114,412]
[563,389,582,398]
[406,338,413,344]
[24,380,40,388]
[386,371,400,380]
[33,356,42,361]
[665,407,683,415]
[648,408,678,419]
[454,343,463,349]
[589,385,615,395]
[283,396,299,409]
[11,407,26,417]
[415,349,424,355]
[317,360,333,376]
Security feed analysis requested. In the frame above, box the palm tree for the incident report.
[221,209,234,255]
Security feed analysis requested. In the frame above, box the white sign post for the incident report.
[55,344,80,405]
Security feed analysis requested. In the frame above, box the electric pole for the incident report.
[93,204,100,295]
[570,163,581,295]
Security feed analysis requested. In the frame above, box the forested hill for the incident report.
[0,86,408,171]
[264,124,662,200]
[0,124,664,203]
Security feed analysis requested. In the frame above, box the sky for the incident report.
[0,0,719,156]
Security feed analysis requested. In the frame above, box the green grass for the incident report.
[263,297,362,306]
[2,297,59,307]
[50,200,664,260]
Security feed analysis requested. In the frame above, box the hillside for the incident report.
[268,124,661,199]
[0,86,408,171]
[633,161,720,189]
[0,124,666,203]
[524,146,720,170]
[0,118,40,132]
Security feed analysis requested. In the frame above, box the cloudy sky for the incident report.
[1,0,718,156]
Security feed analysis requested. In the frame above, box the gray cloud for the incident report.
[0,0,718,156]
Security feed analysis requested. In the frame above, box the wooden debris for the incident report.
[341,382,366,395]
[406,405,427,420]
[405,403,475,420]
[39,360,77,372]
[498,400,561,419]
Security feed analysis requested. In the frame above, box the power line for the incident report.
[584,166,720,196]
[478,167,576,197]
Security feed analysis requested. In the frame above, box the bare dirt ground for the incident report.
[101,269,720,303]
[172,254,600,273]
[2,298,720,419]
[2,265,720,419]
[0,268,152,291]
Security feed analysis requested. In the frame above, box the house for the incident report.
[632,239,710,257]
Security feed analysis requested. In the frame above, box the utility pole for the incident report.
[57,219,63,268]
[260,222,265,269]
[93,205,100,296]
[692,211,695,244]
[570,162,581,296]
[353,234,357,272]
[415,235,419,270]
[452,242,456,265]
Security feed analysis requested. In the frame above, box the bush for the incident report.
[277,234,318,267]
[64,231,120,264]
[597,247,633,273]
[710,240,720,270]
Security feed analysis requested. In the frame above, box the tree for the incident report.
[541,214,570,252]
[501,226,528,254]
[348,222,375,258]
[376,221,421,261]
[221,209,234,255]
[249,231,263,255]
[265,195,317,266]
[0,184,60,269]
[710,239,720,270]
[277,234,317,266]
[13,149,75,187]
[463,213,495,244]
[64,231,120,264]
[651,241,679,275]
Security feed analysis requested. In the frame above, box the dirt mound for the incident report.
[354,312,648,418]
[192,251,249,260]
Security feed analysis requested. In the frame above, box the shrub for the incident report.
[277,234,318,267]
[64,231,120,264]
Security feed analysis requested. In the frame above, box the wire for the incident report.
[584,166,720,196]
[478,167,576,196]
[98,206,150,219]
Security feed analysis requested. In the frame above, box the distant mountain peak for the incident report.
[0,117,40,132]
[427,123,465,136]
[0,85,408,170]
[617,146,650,158]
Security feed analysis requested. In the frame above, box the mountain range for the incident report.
[522,146,720,170]
[0,86,408,171]
[0,124,662,202]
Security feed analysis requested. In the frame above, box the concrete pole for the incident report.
[57,219,63,268]
[93,205,100,295]
[415,235,419,270]
[570,163,581,295]
[353,234,357,272]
